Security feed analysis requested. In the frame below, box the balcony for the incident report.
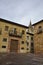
[9,30,22,38]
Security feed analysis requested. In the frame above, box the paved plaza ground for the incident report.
[0,53,43,65]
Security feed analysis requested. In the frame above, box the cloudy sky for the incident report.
[0,0,43,26]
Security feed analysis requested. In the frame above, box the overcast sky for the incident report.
[0,0,43,26]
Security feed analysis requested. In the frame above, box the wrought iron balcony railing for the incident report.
[9,30,22,38]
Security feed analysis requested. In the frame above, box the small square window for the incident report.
[2,46,6,48]
[3,38,7,42]
[39,26,42,28]
[22,41,24,44]
[21,47,24,49]
[5,26,9,31]
[27,48,29,50]
[27,36,29,40]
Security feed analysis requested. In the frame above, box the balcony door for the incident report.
[10,39,19,53]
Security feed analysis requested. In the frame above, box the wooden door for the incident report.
[10,39,18,53]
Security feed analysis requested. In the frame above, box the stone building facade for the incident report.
[0,18,34,53]
[0,18,43,54]
[33,20,43,54]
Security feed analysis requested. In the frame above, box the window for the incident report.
[27,36,29,40]
[37,26,42,34]
[3,38,7,42]
[31,48,34,50]
[31,37,33,40]
[21,47,24,49]
[39,26,42,31]
[31,43,34,47]
[22,30,25,34]
[2,46,6,48]
[22,41,24,44]
[39,26,42,28]
[14,28,16,30]
[27,48,29,50]
[14,28,17,34]
[5,26,9,31]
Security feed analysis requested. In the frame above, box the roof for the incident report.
[0,18,43,28]
[33,20,43,26]
[0,18,28,28]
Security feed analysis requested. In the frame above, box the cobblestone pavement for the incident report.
[0,53,43,65]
